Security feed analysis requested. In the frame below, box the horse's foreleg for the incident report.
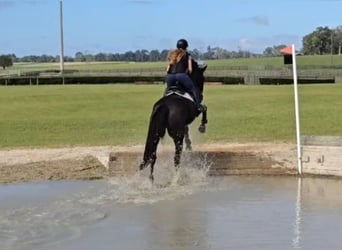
[198,104,208,133]
[184,126,192,151]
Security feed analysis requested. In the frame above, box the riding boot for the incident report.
[192,90,206,113]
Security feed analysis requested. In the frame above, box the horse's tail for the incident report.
[142,102,168,163]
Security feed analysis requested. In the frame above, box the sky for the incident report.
[1,0,342,57]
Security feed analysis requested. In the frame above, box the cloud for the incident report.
[238,16,270,26]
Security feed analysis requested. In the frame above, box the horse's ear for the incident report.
[202,65,207,72]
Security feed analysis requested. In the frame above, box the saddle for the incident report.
[164,85,195,102]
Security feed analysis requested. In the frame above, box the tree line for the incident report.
[1,25,342,69]
[2,47,258,66]
[260,26,342,57]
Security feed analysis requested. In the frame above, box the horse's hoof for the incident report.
[139,162,146,170]
[185,140,192,151]
[198,124,206,133]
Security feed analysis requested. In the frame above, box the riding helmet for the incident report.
[176,39,188,50]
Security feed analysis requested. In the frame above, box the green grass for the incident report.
[0,84,342,149]
[0,85,158,148]
[204,84,342,143]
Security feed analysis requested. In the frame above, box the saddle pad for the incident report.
[165,91,194,102]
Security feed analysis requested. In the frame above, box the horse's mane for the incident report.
[192,59,207,71]
[190,59,205,93]
[192,59,199,70]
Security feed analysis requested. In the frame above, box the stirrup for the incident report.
[197,104,207,113]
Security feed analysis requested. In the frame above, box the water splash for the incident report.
[82,153,212,205]
[0,155,212,250]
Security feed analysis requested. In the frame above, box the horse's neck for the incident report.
[190,75,203,93]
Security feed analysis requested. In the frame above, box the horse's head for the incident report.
[190,60,207,95]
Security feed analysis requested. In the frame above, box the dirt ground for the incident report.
[0,143,297,184]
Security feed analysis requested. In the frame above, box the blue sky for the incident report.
[1,0,341,57]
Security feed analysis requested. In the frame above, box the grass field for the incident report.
[0,84,341,149]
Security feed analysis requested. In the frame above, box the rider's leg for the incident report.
[176,73,197,100]
[176,73,205,112]
[165,74,177,95]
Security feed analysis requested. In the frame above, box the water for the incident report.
[1,167,342,250]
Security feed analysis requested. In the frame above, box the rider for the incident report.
[165,39,204,112]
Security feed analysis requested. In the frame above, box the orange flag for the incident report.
[280,46,292,55]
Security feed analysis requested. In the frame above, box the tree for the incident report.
[149,50,160,61]
[123,51,135,61]
[159,49,169,61]
[94,53,106,61]
[332,25,342,55]
[137,49,149,62]
[75,52,86,62]
[211,47,230,59]
[0,55,13,69]
[190,48,201,60]
[302,26,333,55]
[263,45,286,56]
[202,46,215,60]
[39,54,55,63]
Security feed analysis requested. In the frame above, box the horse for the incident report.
[139,60,208,181]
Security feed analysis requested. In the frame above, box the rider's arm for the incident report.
[188,55,192,74]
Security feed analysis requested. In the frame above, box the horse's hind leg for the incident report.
[139,155,156,182]
[140,137,160,182]
[173,134,184,168]
[184,126,192,151]
[198,104,208,133]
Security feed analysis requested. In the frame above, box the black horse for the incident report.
[139,61,208,181]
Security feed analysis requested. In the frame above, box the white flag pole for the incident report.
[291,44,302,174]
[59,0,65,79]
